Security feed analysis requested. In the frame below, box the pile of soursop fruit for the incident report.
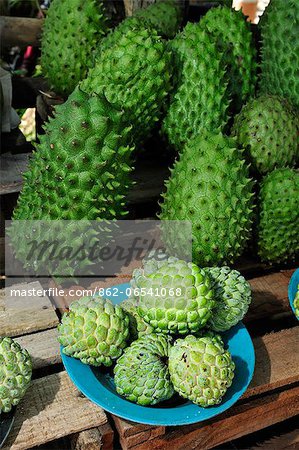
[58,257,252,407]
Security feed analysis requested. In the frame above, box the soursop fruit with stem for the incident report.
[134,0,182,38]
[294,285,299,320]
[159,132,255,266]
[259,0,299,108]
[232,95,299,174]
[81,18,171,143]
[162,23,229,148]
[204,267,252,332]
[135,259,215,335]
[41,0,108,96]
[257,168,299,264]
[200,6,257,111]
[114,333,174,405]
[0,337,32,413]
[169,335,235,407]
[58,296,130,366]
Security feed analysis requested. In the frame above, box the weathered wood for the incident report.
[0,281,59,336]
[127,386,299,450]
[250,428,299,449]
[0,17,43,48]
[113,418,165,447]
[3,371,109,450]
[70,424,114,450]
[15,328,60,370]
[0,152,29,195]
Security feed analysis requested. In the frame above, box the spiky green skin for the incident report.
[135,260,215,335]
[13,88,133,221]
[121,298,154,340]
[259,0,299,108]
[41,0,108,96]
[162,23,229,148]
[294,285,299,320]
[232,95,299,174]
[200,6,257,111]
[160,133,254,266]
[134,0,182,38]
[81,18,171,142]
[257,168,299,264]
[114,334,174,405]
[58,297,130,367]
[169,335,235,407]
[194,330,224,347]
[205,267,252,332]
[0,337,32,413]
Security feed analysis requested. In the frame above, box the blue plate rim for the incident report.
[288,268,299,315]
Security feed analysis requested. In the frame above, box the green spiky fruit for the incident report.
[259,0,299,108]
[194,329,224,347]
[58,296,130,366]
[294,285,299,320]
[162,23,229,148]
[169,335,235,407]
[200,6,257,111]
[134,0,182,38]
[160,132,254,266]
[135,260,215,335]
[232,95,299,174]
[257,168,299,264]
[204,267,252,331]
[81,18,171,142]
[41,0,108,96]
[114,333,174,405]
[121,298,154,340]
[0,337,32,413]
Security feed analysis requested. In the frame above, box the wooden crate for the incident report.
[1,264,298,450]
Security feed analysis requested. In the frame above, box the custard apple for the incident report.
[58,296,130,366]
[259,0,299,108]
[257,168,299,263]
[134,0,182,38]
[169,335,235,407]
[41,0,108,96]
[135,260,215,335]
[114,333,174,405]
[200,6,257,111]
[205,267,252,331]
[159,132,254,266]
[294,284,299,320]
[232,95,299,174]
[0,337,32,413]
[121,297,154,340]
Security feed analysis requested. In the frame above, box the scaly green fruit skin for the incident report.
[134,0,182,38]
[169,335,235,407]
[0,337,32,413]
[135,260,215,335]
[41,0,108,96]
[81,18,171,142]
[160,132,254,266]
[294,285,299,320]
[13,87,133,221]
[114,333,174,405]
[58,297,130,367]
[204,267,252,332]
[121,298,154,340]
[232,95,299,174]
[259,0,299,108]
[163,23,229,148]
[257,168,299,264]
[200,6,257,111]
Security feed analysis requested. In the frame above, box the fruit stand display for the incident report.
[0,0,299,449]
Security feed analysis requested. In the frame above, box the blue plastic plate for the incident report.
[288,268,299,318]
[61,283,255,426]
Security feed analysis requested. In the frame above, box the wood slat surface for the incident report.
[0,281,59,336]
[250,428,299,449]
[3,371,109,450]
[70,424,114,450]
[0,16,43,48]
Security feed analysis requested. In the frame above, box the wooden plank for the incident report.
[250,428,299,449]
[113,417,165,448]
[15,328,61,370]
[0,153,30,195]
[3,371,109,450]
[0,281,59,336]
[70,424,114,450]
[0,17,43,48]
[247,271,292,322]
[127,386,299,450]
